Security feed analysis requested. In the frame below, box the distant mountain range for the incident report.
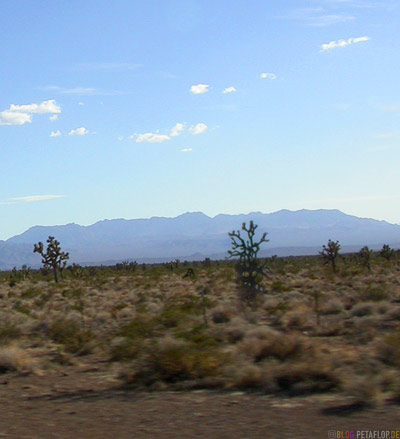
[0,209,399,269]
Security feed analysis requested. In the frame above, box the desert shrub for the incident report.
[376,334,400,367]
[21,286,42,299]
[274,360,339,396]
[119,313,158,339]
[0,319,21,344]
[0,345,37,374]
[343,375,385,408]
[109,336,143,361]
[387,307,400,321]
[126,335,227,386]
[270,280,290,293]
[211,309,231,324]
[48,318,93,354]
[380,244,395,261]
[13,302,31,316]
[359,286,389,302]
[280,305,313,330]
[237,329,307,363]
[321,298,344,315]
[350,302,375,317]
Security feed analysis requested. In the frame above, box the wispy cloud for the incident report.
[321,36,370,51]
[181,148,192,153]
[261,73,277,80]
[50,130,62,138]
[305,194,400,205]
[282,7,355,26]
[190,123,208,135]
[222,86,237,94]
[374,103,400,113]
[374,131,400,140]
[316,0,379,9]
[0,100,61,126]
[39,86,124,96]
[190,84,210,95]
[49,115,58,122]
[133,122,186,143]
[73,62,143,72]
[9,100,61,115]
[134,133,171,143]
[367,145,392,152]
[10,195,65,203]
[69,127,89,136]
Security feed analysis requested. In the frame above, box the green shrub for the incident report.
[48,318,93,354]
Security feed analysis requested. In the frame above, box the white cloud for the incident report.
[261,73,277,80]
[0,99,61,126]
[69,127,89,136]
[9,99,61,114]
[10,195,65,203]
[50,130,62,138]
[135,133,171,143]
[190,123,208,135]
[0,111,32,126]
[78,102,85,106]
[181,148,192,153]
[222,86,237,94]
[190,84,210,95]
[170,123,185,137]
[321,36,370,51]
[49,115,58,122]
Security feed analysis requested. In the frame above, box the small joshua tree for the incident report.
[33,236,69,283]
[380,244,395,261]
[358,246,373,272]
[320,239,341,273]
[228,221,271,301]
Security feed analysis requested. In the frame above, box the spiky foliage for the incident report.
[33,236,69,283]
[380,244,395,261]
[358,246,373,271]
[320,239,341,273]
[228,221,271,301]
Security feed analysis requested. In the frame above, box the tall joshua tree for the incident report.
[320,239,341,273]
[33,236,69,283]
[228,221,271,301]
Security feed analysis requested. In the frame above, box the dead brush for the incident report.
[0,344,38,375]
[236,329,310,363]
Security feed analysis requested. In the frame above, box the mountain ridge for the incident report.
[1,209,399,269]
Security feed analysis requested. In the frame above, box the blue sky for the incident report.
[0,0,399,240]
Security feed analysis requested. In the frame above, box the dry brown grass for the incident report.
[0,255,400,399]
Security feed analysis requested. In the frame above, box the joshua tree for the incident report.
[320,239,341,273]
[33,236,69,283]
[358,246,373,271]
[380,244,395,261]
[228,221,271,301]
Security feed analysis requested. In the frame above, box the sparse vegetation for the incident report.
[0,238,398,406]
[228,221,271,302]
[380,244,395,261]
[33,236,69,283]
[320,239,341,273]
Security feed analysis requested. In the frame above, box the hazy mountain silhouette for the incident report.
[1,209,399,268]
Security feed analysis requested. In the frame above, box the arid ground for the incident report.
[1,254,400,437]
